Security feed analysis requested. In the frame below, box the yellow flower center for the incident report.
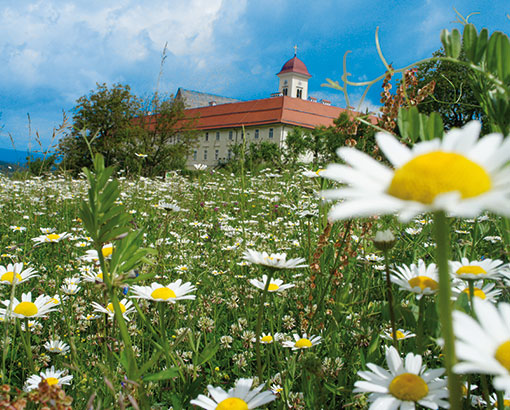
[261,335,273,343]
[47,234,60,241]
[216,397,249,410]
[14,302,38,317]
[44,377,59,386]
[106,302,126,313]
[387,151,491,204]
[456,266,487,276]
[408,276,439,291]
[495,340,510,371]
[295,338,312,348]
[391,330,405,340]
[268,283,280,291]
[462,287,486,299]
[150,287,177,300]
[388,373,429,402]
[1,271,22,283]
[102,246,113,257]
[97,272,103,280]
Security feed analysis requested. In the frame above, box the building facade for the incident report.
[177,54,347,168]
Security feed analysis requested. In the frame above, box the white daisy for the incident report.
[44,339,70,354]
[24,366,73,391]
[80,266,104,283]
[282,333,322,350]
[451,280,501,303]
[10,225,26,232]
[31,232,71,245]
[81,244,114,263]
[390,259,439,299]
[0,263,38,285]
[381,329,416,342]
[242,249,307,270]
[130,280,196,303]
[1,292,56,319]
[449,257,506,281]
[194,163,207,171]
[322,121,510,222]
[190,377,276,409]
[251,332,276,344]
[249,275,295,293]
[91,298,134,321]
[453,298,510,394]
[354,346,448,409]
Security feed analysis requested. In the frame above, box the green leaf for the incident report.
[475,28,489,64]
[196,343,219,366]
[143,367,179,382]
[441,29,461,59]
[426,112,444,140]
[487,31,510,83]
[463,24,478,63]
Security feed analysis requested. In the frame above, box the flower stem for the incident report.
[416,296,426,355]
[433,211,461,409]
[383,249,398,350]
[255,269,274,381]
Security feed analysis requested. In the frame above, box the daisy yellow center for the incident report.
[14,302,38,317]
[268,283,279,291]
[495,340,510,371]
[295,338,312,348]
[462,287,486,299]
[47,234,60,241]
[261,335,273,342]
[151,287,176,300]
[392,330,405,340]
[456,266,486,276]
[102,246,113,257]
[388,373,429,402]
[216,397,249,410]
[1,271,22,283]
[106,302,126,313]
[408,276,439,291]
[387,151,491,205]
[97,273,103,279]
[44,377,59,386]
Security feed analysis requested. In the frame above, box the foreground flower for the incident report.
[1,292,56,319]
[322,121,510,221]
[449,257,506,281]
[242,249,307,270]
[190,378,276,409]
[249,275,295,293]
[390,260,439,299]
[0,263,38,285]
[91,298,134,321]
[354,346,448,409]
[31,232,71,245]
[24,366,73,391]
[453,298,510,394]
[282,333,322,350]
[451,280,501,303]
[130,280,196,303]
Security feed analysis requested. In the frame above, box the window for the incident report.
[255,129,259,139]
[205,132,209,142]
[193,150,197,161]
[228,149,232,159]
[269,128,274,139]
[296,88,303,99]
[215,149,219,160]
[216,132,220,141]
[204,150,208,160]
[229,130,233,140]
[282,88,288,96]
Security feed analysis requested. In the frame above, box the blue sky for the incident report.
[0,0,509,151]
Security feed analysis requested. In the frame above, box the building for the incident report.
[177,54,348,167]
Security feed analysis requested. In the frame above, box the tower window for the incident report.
[282,88,288,96]
[296,88,303,99]
[269,128,274,139]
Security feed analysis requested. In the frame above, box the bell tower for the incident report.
[276,47,311,99]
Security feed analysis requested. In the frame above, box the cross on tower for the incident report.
[293,45,298,56]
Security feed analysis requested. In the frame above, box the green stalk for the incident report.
[416,296,426,355]
[2,280,18,379]
[383,249,398,351]
[433,211,461,409]
[255,268,274,381]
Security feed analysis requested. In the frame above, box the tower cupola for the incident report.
[277,48,311,99]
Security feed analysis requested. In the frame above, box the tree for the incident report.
[59,83,140,171]
[414,49,486,130]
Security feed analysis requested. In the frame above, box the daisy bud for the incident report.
[373,229,396,251]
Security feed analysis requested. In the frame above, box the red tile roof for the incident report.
[277,56,311,77]
[180,96,347,130]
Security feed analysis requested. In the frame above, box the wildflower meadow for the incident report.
[2,18,510,410]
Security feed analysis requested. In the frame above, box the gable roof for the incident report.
[175,88,241,109]
[180,96,346,130]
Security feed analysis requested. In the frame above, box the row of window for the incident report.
[204,128,274,142]
[193,149,233,161]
